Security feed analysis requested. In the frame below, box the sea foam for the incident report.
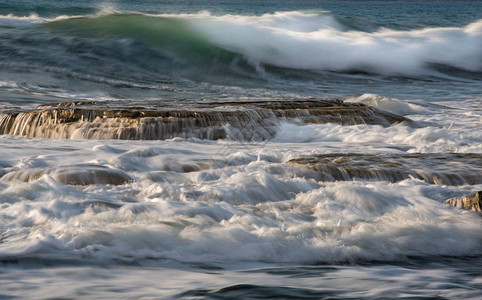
[2,10,480,82]
[175,12,482,76]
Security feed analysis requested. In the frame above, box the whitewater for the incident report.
[0,0,481,299]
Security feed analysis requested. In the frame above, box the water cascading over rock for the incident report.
[0,99,414,140]
[287,153,482,186]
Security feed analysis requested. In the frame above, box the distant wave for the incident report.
[0,13,77,27]
[174,11,482,77]
[1,11,482,79]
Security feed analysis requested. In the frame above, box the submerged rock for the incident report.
[0,99,415,141]
[1,165,132,186]
[287,153,482,186]
[444,192,482,213]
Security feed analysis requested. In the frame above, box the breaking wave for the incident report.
[1,10,481,81]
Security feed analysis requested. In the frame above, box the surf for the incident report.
[1,10,481,82]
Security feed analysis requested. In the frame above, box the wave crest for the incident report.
[177,12,482,76]
[1,11,482,79]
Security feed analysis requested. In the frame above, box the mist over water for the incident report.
[0,0,481,299]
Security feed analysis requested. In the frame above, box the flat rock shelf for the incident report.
[0,99,414,140]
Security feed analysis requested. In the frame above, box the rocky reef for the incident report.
[0,99,414,140]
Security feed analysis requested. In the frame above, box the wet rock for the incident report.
[444,192,482,213]
[287,153,482,186]
[0,99,415,140]
[1,165,132,186]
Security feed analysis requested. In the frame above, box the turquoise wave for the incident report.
[1,11,481,90]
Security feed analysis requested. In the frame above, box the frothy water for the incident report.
[1,1,481,299]
[1,138,481,264]
[182,11,482,76]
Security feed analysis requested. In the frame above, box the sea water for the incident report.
[0,0,481,298]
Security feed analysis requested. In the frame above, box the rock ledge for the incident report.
[444,191,482,213]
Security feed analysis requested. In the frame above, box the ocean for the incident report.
[0,0,481,298]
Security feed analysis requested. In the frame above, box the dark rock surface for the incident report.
[444,191,482,213]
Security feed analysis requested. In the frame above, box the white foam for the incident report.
[166,12,482,76]
[272,96,482,153]
[1,169,481,265]
[0,14,46,27]
[273,122,482,153]
[0,80,19,88]
[0,13,75,27]
[345,94,424,115]
[0,138,481,263]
